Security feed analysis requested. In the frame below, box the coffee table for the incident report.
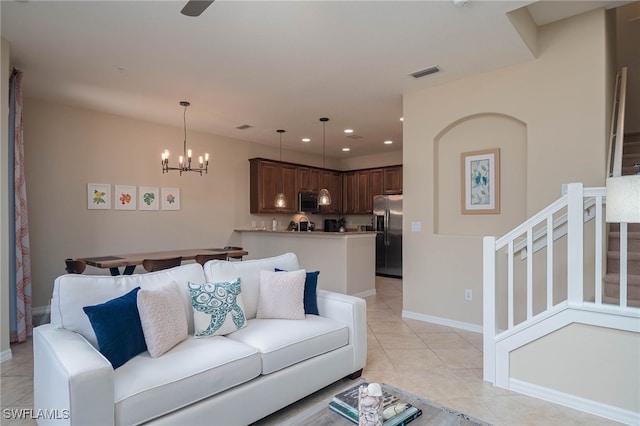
[272,380,493,426]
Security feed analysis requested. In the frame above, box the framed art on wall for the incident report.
[139,186,159,211]
[87,183,111,210]
[461,148,500,214]
[114,185,137,210]
[161,187,180,210]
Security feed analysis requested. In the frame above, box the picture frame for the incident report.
[114,185,137,210]
[139,186,159,211]
[461,148,500,214]
[87,183,111,210]
[161,187,180,210]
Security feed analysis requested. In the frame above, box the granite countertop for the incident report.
[234,229,377,236]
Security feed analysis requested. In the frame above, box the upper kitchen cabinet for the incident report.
[297,166,321,192]
[383,166,403,194]
[319,170,342,214]
[249,159,298,214]
[343,170,373,214]
[370,168,384,199]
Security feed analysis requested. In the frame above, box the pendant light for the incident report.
[318,117,332,206]
[274,129,287,208]
[161,101,209,175]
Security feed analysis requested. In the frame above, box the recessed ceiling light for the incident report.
[400,117,404,121]
[342,148,350,152]
[344,129,354,134]
[302,138,310,142]
[384,140,393,145]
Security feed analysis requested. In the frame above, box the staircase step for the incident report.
[607,252,640,275]
[622,153,640,167]
[608,233,640,251]
[622,140,640,155]
[609,223,640,232]
[603,273,640,286]
[603,274,640,299]
[602,295,640,308]
[623,132,640,142]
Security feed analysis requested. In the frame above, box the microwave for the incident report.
[298,192,320,213]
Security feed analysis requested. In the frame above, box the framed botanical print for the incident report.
[87,183,111,210]
[461,149,500,214]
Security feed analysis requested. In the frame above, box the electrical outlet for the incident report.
[464,289,472,301]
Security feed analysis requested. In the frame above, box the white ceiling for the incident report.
[0,0,629,159]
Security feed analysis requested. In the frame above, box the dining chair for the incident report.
[65,258,87,274]
[142,256,182,272]
[195,253,228,266]
[223,246,244,261]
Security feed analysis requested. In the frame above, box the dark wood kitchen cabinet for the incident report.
[383,166,402,194]
[249,159,298,214]
[249,158,401,215]
[343,170,373,214]
[297,166,321,192]
[319,170,342,214]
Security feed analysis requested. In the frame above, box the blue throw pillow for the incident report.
[83,287,147,369]
[275,268,320,315]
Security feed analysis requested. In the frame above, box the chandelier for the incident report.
[161,101,209,175]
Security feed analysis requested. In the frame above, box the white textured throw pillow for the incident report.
[189,279,247,337]
[137,281,188,357]
[257,269,306,320]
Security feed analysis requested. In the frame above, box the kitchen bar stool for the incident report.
[142,256,182,272]
[224,246,244,261]
[65,258,86,274]
[195,253,228,265]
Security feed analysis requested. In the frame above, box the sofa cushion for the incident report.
[189,279,247,337]
[275,268,320,315]
[83,287,147,369]
[51,263,205,347]
[137,281,188,357]
[203,253,300,319]
[114,336,261,425]
[257,270,306,320]
[226,315,349,374]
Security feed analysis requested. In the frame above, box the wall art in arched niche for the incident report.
[461,148,500,214]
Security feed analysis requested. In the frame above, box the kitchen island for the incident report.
[233,230,377,297]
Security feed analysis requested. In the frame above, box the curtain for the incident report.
[9,69,32,343]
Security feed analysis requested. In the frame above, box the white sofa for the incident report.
[34,253,367,425]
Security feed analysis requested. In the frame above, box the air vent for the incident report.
[410,66,440,79]
[235,124,253,130]
[346,134,363,140]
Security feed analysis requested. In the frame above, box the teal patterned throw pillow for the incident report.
[188,279,247,337]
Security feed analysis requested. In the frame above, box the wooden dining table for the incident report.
[79,247,248,275]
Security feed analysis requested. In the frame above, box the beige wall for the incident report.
[23,99,400,311]
[1,38,11,358]
[511,323,640,412]
[403,9,609,327]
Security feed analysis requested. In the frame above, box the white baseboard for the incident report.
[510,378,640,425]
[401,310,483,333]
[0,349,13,363]
[354,289,376,299]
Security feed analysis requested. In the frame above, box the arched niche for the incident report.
[433,113,527,236]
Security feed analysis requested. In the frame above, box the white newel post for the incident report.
[567,183,584,304]
[483,236,497,384]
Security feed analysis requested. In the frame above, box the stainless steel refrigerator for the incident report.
[373,195,402,278]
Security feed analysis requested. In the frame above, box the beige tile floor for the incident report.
[1,276,621,425]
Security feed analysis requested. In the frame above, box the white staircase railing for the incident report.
[483,183,639,386]
[608,66,627,178]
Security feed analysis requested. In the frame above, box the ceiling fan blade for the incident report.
[180,0,214,17]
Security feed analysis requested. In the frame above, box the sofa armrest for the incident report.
[34,324,114,426]
[316,290,367,372]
